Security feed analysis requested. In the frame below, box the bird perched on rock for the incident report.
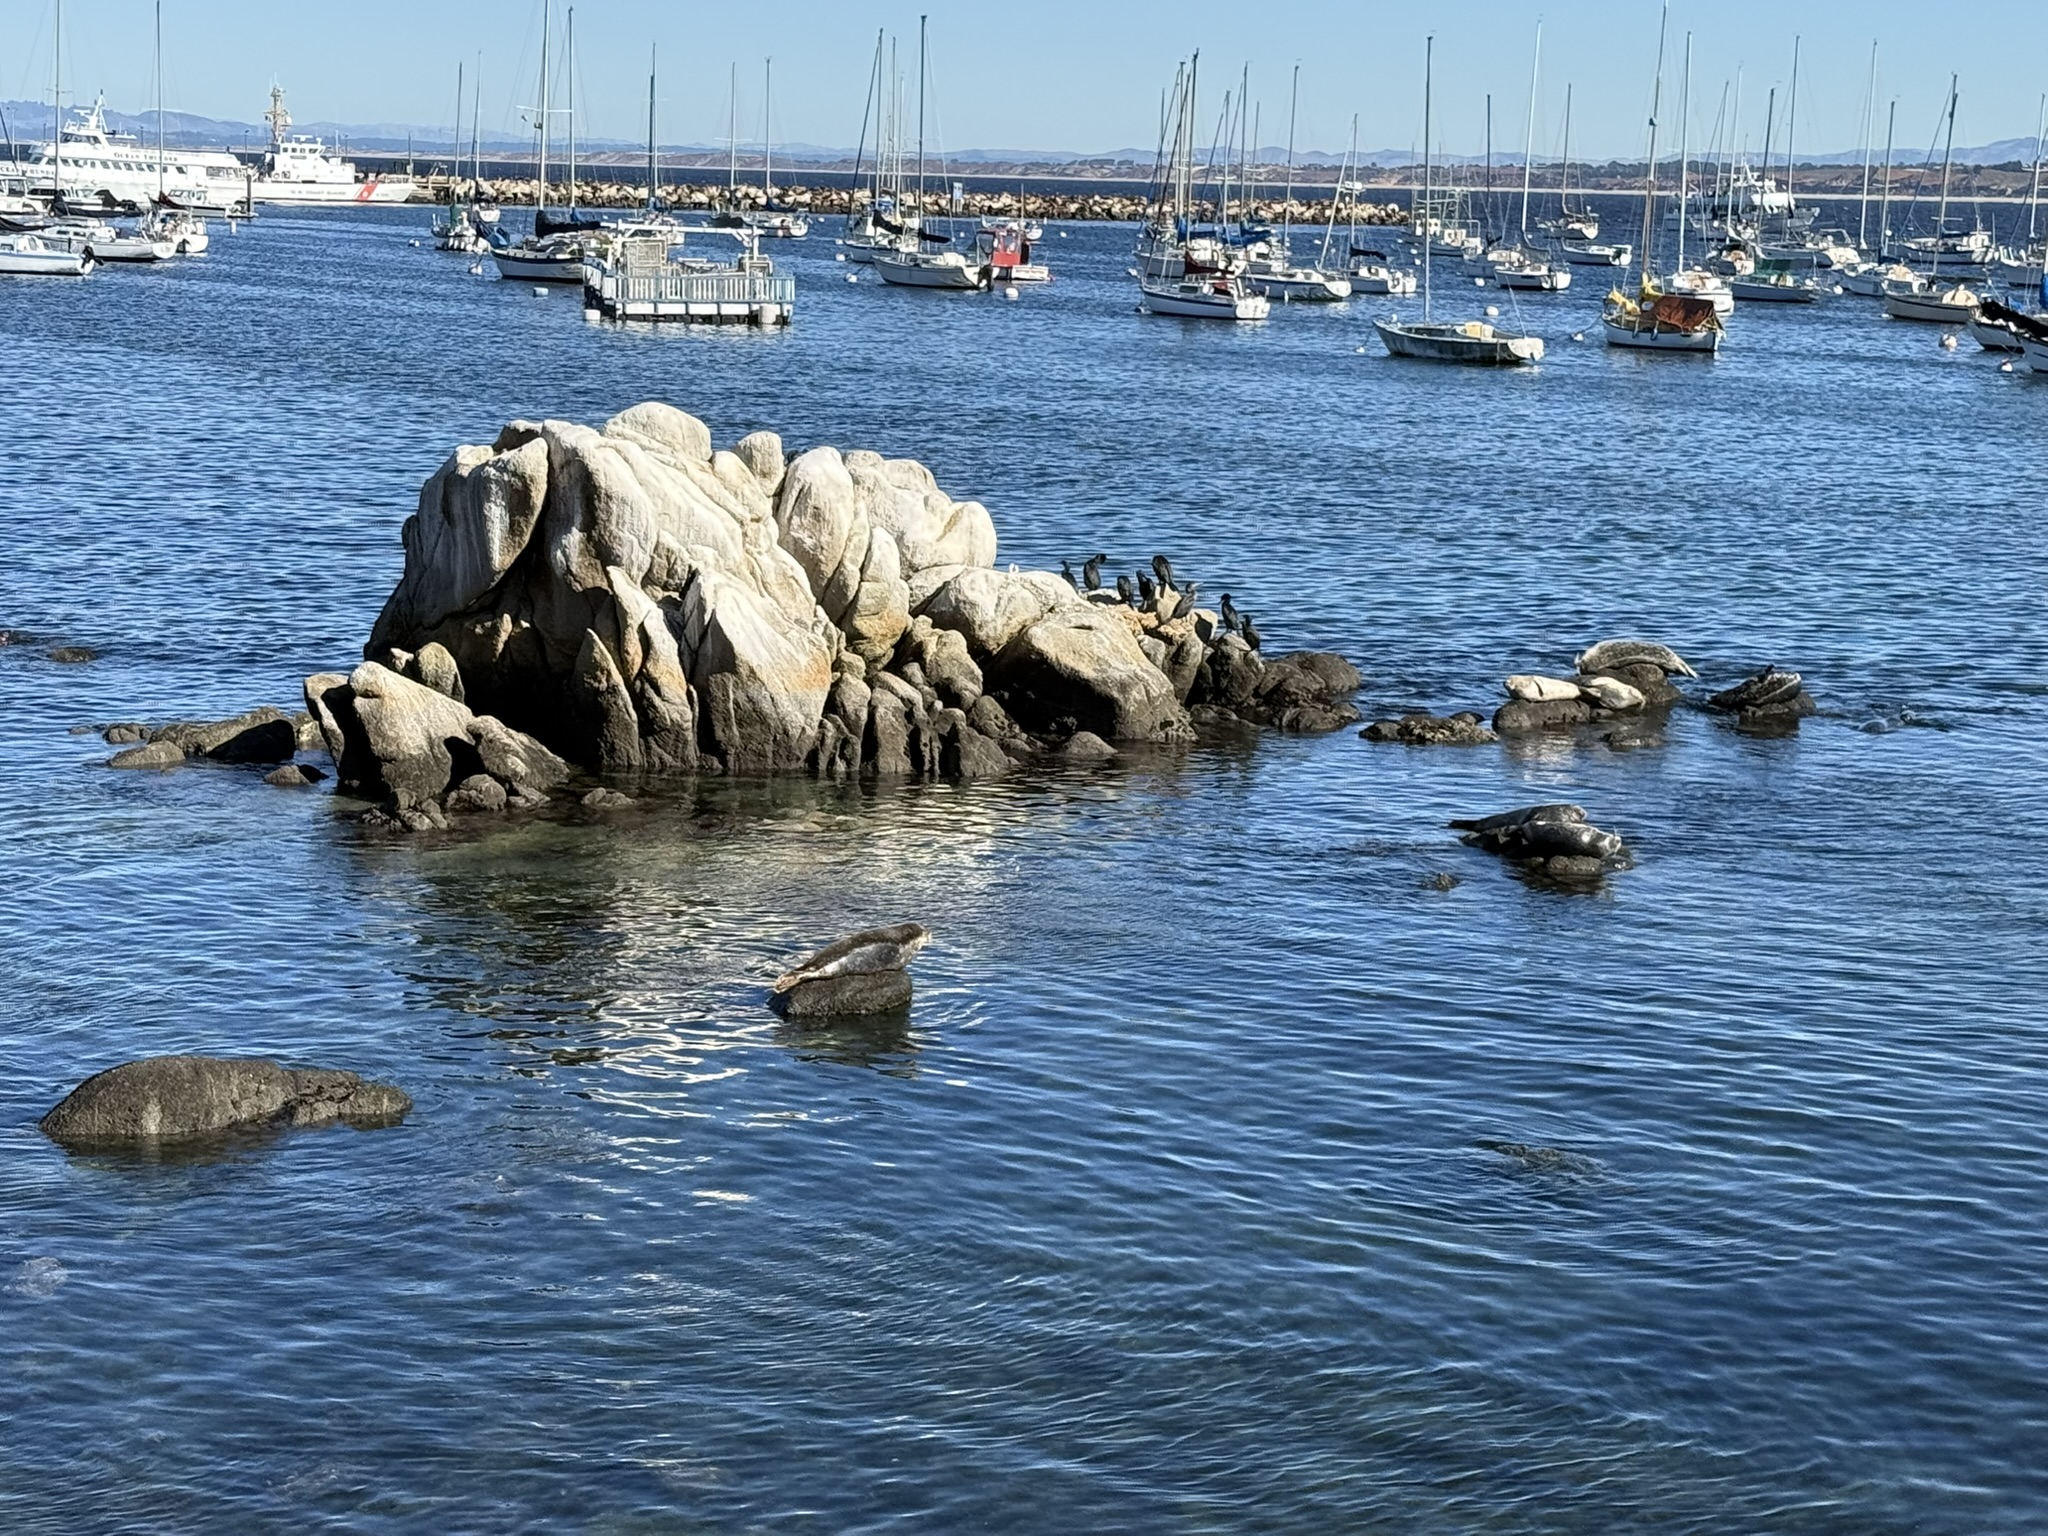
[1240,614,1261,652]
[1180,581,1200,612]
[1115,573,1135,606]
[1152,554,1177,593]
[1218,592,1242,631]
[1060,559,1079,591]
[1083,554,1106,592]
[1137,571,1157,607]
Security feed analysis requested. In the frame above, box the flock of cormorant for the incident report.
[1060,552,1261,651]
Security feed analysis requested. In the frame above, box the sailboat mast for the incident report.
[155,0,164,202]
[914,15,926,228]
[646,44,656,211]
[566,7,575,213]
[471,55,482,192]
[537,3,549,214]
[1677,32,1690,275]
[2027,93,2046,245]
[1282,64,1298,251]
[1561,83,1572,217]
[1518,23,1540,243]
[1933,76,1957,281]
[52,0,61,195]
[450,60,462,201]
[1878,99,1895,259]
[1638,5,1667,277]
[727,64,737,199]
[1783,36,1799,211]
[1856,41,1877,250]
[850,30,881,209]
[1422,34,1433,321]
[763,58,772,199]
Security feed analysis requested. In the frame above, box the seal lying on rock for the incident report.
[1451,804,1630,880]
[772,923,930,1020]
[41,1056,411,1147]
[1708,665,1818,734]
[1504,674,1581,703]
[1574,639,1696,678]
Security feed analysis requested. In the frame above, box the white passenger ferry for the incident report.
[20,96,248,212]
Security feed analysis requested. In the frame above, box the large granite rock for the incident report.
[41,1056,411,1146]
[355,402,1360,776]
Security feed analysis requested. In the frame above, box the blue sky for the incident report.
[7,0,2045,159]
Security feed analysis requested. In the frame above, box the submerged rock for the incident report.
[263,762,327,787]
[774,969,915,1019]
[47,646,98,664]
[107,740,185,770]
[1493,696,1594,734]
[1361,711,1495,746]
[40,1056,410,1147]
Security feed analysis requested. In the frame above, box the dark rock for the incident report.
[407,641,466,703]
[940,722,1011,779]
[772,969,915,1020]
[966,692,1025,743]
[40,1055,410,1146]
[1476,1139,1598,1174]
[1735,691,1818,736]
[1593,661,1684,707]
[1361,711,1495,746]
[581,787,636,809]
[1423,872,1462,891]
[101,723,149,744]
[1051,729,1118,761]
[1533,854,1611,881]
[864,691,916,777]
[445,773,509,813]
[1493,696,1593,733]
[154,707,297,764]
[1195,635,1266,709]
[263,763,327,787]
[989,608,1191,742]
[47,646,98,664]
[1709,666,1806,713]
[108,740,185,770]
[292,710,324,752]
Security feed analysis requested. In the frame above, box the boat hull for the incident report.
[873,252,987,289]
[1494,266,1571,291]
[1375,318,1543,364]
[1350,267,1417,296]
[1969,316,2025,352]
[0,244,91,276]
[247,178,416,205]
[1601,316,1721,352]
[1730,280,1820,304]
[492,248,587,283]
[1882,289,1979,323]
[1246,270,1352,301]
[1138,278,1268,320]
[2023,335,2048,374]
[1560,243,1631,267]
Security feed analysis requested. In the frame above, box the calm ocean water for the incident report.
[3,202,2046,1533]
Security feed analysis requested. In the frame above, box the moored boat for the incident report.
[1375,316,1542,363]
[1602,288,1722,352]
[0,230,92,275]
[1882,280,1979,323]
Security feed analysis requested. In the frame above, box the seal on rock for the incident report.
[1504,674,1581,703]
[1709,665,1804,712]
[1574,675,1646,711]
[1574,639,1696,678]
[773,922,931,994]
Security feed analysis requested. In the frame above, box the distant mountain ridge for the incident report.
[1,100,2039,169]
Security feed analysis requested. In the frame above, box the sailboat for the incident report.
[842,32,908,263]
[1338,125,1416,295]
[1134,58,1268,318]
[746,59,808,239]
[491,5,589,283]
[1376,37,1542,363]
[1883,78,1980,322]
[1242,68,1352,302]
[1487,27,1569,292]
[1554,86,1630,267]
[1604,12,1723,353]
[873,19,987,290]
[137,3,206,254]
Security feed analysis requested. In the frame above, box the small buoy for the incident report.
[845,273,857,283]
[1126,267,1140,278]
[532,286,548,297]
[1003,285,1019,301]
[1474,277,1486,287]
[1059,230,1068,237]
[1571,330,1586,342]
[408,238,421,248]
[1484,304,1500,318]
[1354,344,1367,353]
[468,262,484,276]
[835,251,846,261]
[1939,332,1958,350]
[1999,358,2015,372]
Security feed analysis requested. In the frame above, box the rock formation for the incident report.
[336,403,1360,805]
[41,1056,411,1146]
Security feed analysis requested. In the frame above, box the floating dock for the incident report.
[583,235,794,325]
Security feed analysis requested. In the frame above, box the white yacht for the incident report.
[21,95,248,212]
[245,88,413,205]
[873,245,988,290]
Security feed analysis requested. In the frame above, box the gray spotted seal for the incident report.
[773,923,932,993]
[1574,639,1697,678]
[1710,666,1805,712]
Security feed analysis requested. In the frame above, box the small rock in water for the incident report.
[1361,711,1495,746]
[107,740,186,770]
[263,763,327,787]
[47,646,98,664]
[1476,1139,1598,1175]
[1051,730,1118,761]
[101,722,150,744]
[775,969,915,1020]
[581,787,636,809]
[445,773,509,814]
[1422,872,1462,892]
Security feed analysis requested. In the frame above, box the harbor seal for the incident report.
[1574,675,1646,711]
[1574,639,1697,678]
[1709,666,1805,712]
[772,923,932,993]
[1448,804,1585,835]
[1504,674,1581,703]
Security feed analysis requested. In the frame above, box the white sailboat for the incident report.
[1605,13,1722,354]
[1487,27,1570,293]
[1135,56,1268,320]
[874,20,987,292]
[1376,38,1541,363]
[491,7,587,284]
[1242,68,1352,303]
[1883,78,1980,323]
[0,230,92,275]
